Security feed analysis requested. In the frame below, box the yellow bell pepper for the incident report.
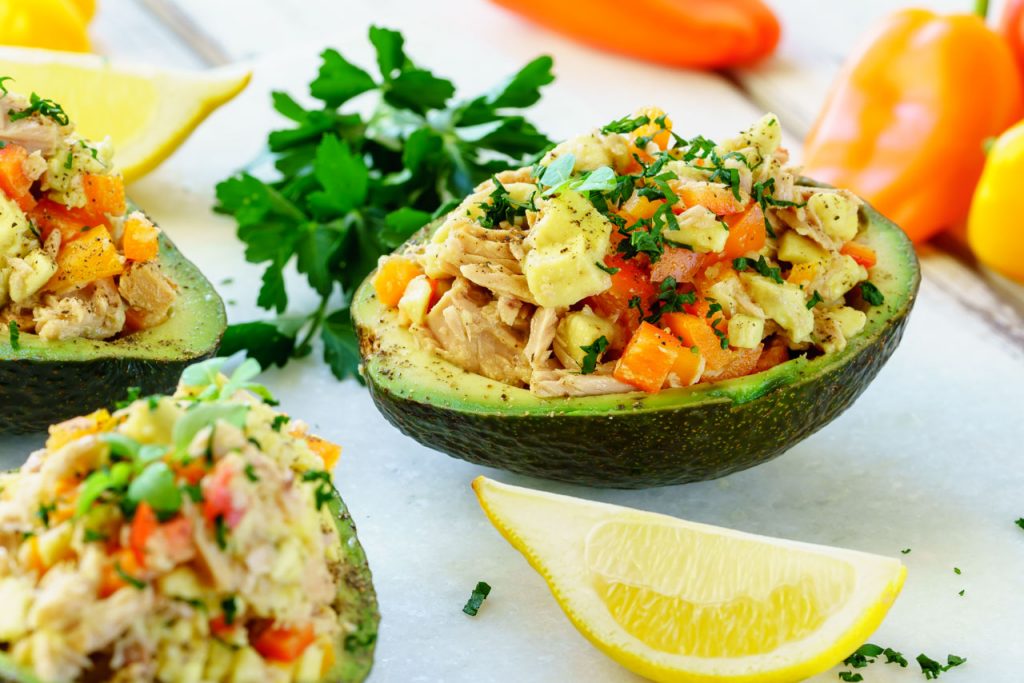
[967,121,1024,283]
[0,0,91,53]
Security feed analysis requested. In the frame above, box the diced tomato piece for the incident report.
[673,181,748,216]
[210,615,236,638]
[202,462,245,528]
[129,502,159,568]
[0,144,36,211]
[651,246,709,283]
[613,322,685,393]
[372,256,423,308]
[250,622,316,663]
[663,313,732,371]
[81,173,126,219]
[722,203,766,260]
[840,241,877,269]
[29,199,99,244]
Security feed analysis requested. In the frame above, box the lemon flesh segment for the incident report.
[473,477,906,683]
[0,47,250,181]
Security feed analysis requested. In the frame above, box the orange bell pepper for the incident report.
[30,199,99,244]
[722,203,766,260]
[663,313,732,372]
[803,4,1023,243]
[651,246,708,283]
[674,182,748,216]
[613,322,683,393]
[1001,0,1024,79]
[839,242,877,269]
[81,173,127,219]
[129,502,159,567]
[123,214,160,262]
[489,0,779,69]
[0,143,36,211]
[46,225,125,293]
[372,256,423,308]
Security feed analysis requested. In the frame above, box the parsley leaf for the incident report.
[861,281,885,306]
[838,673,863,682]
[917,653,966,679]
[8,92,69,126]
[807,290,823,309]
[645,277,695,324]
[734,255,783,284]
[462,581,492,616]
[600,114,650,134]
[1016,518,1024,530]
[478,177,534,228]
[7,320,19,350]
[215,27,554,380]
[579,336,609,375]
[595,260,620,275]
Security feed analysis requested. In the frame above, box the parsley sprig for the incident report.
[215,27,554,379]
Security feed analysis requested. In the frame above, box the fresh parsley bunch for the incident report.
[214,26,555,379]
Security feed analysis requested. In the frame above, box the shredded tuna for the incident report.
[530,366,637,397]
[523,307,561,369]
[118,262,178,328]
[34,278,126,340]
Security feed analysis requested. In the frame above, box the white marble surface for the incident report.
[1,1,1023,681]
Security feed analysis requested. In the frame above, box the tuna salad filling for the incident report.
[373,109,885,397]
[0,80,177,342]
[0,359,349,682]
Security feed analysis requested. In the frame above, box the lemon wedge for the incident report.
[473,476,905,683]
[0,47,250,181]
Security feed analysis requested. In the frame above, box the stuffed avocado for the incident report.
[0,81,225,434]
[0,358,378,683]
[353,109,919,488]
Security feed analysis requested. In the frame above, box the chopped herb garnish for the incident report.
[579,336,609,375]
[538,153,575,188]
[63,150,74,170]
[7,321,19,350]
[83,529,108,543]
[958,589,965,596]
[1015,518,1024,530]
[8,92,70,126]
[806,290,823,309]
[462,581,492,616]
[861,281,885,306]
[214,515,228,550]
[302,470,333,510]
[953,567,961,575]
[115,386,142,410]
[244,463,260,482]
[127,462,182,517]
[838,673,863,682]
[600,114,650,135]
[595,260,620,275]
[0,76,12,96]
[36,502,56,527]
[115,561,147,589]
[917,653,966,679]
[181,483,204,503]
[845,644,884,668]
[221,596,238,625]
[901,548,912,554]
[882,648,908,667]
[477,177,534,228]
[271,414,291,432]
[645,277,695,324]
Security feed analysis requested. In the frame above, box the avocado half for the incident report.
[353,189,920,489]
[0,486,378,683]
[0,232,226,434]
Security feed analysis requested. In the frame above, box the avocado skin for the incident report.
[0,232,225,434]
[364,306,908,488]
[354,186,920,489]
[0,487,379,683]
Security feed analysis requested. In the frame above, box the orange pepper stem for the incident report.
[975,0,989,19]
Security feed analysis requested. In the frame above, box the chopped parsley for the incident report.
[214,515,229,550]
[36,502,56,527]
[1016,518,1024,530]
[221,596,238,625]
[595,260,620,275]
[958,589,965,597]
[83,529,108,543]
[600,114,650,134]
[806,290,823,309]
[861,281,885,306]
[63,150,74,170]
[838,673,862,682]
[462,581,492,616]
[0,76,12,96]
[181,483,204,503]
[477,177,534,228]
[244,464,260,482]
[645,277,695,324]
[953,567,961,575]
[710,316,729,349]
[115,387,142,411]
[579,336,609,375]
[7,321,19,350]
[917,653,966,679]
[844,643,884,668]
[883,648,909,667]
[271,414,291,432]
[733,255,783,284]
[8,92,70,126]
[901,548,912,554]
[115,561,147,590]
[302,470,334,510]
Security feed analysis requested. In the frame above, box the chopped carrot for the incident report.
[123,214,160,262]
[45,225,124,293]
[304,434,341,470]
[99,550,143,598]
[372,256,423,308]
[30,199,100,244]
[81,173,126,220]
[251,622,316,662]
[651,246,708,283]
[673,181,748,215]
[130,502,159,568]
[613,322,685,393]
[663,313,732,371]
[722,203,766,260]
[840,241,877,268]
[0,144,36,211]
[787,262,819,285]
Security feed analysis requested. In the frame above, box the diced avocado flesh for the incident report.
[353,182,920,488]
[0,487,379,683]
[0,231,226,434]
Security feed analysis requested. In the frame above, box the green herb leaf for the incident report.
[8,92,70,126]
[309,48,376,108]
[302,470,334,510]
[917,653,967,679]
[219,322,296,370]
[244,464,260,482]
[882,647,908,667]
[538,153,575,189]
[462,581,492,616]
[321,310,362,381]
[1016,518,1024,530]
[214,515,229,550]
[7,320,19,350]
[221,596,238,625]
[838,673,863,682]
[127,462,182,517]
[115,561,147,590]
[861,281,885,306]
[645,276,696,324]
[806,290,823,309]
[579,336,609,375]
[595,260,620,275]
